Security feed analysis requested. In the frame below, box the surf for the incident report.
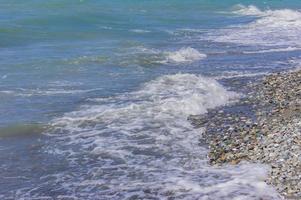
[210,5,301,49]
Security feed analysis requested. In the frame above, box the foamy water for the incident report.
[164,47,207,63]
[210,5,301,49]
[118,46,207,65]
[1,1,300,199]
[21,74,279,199]
[232,4,264,16]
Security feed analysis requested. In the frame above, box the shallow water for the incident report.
[1,1,301,199]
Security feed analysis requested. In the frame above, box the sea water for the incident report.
[1,1,301,199]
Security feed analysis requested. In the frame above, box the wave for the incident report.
[66,55,108,65]
[68,46,206,68]
[129,29,151,33]
[51,74,237,133]
[243,47,301,54]
[118,46,207,66]
[232,4,264,16]
[1,74,8,79]
[210,5,301,48]
[27,73,279,199]
[216,71,269,79]
[0,88,101,97]
[163,47,207,64]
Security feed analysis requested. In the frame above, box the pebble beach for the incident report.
[191,69,301,199]
[2,2,301,199]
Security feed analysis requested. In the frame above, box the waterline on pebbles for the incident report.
[192,70,301,199]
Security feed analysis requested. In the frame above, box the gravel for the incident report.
[190,70,301,199]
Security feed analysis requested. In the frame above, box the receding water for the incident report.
[1,1,301,199]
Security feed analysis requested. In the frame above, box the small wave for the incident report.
[99,26,113,30]
[129,29,151,33]
[0,90,15,95]
[118,46,206,66]
[243,47,301,54]
[232,4,264,16]
[66,55,108,65]
[216,71,269,80]
[210,5,301,48]
[1,74,8,79]
[163,47,207,64]
[0,88,100,97]
[47,81,83,87]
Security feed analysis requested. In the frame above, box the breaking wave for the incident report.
[19,74,281,199]
[232,4,264,16]
[163,47,207,64]
[211,5,301,48]
[117,46,207,66]
[134,46,207,65]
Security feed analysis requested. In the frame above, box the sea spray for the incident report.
[37,74,280,199]
[210,5,301,48]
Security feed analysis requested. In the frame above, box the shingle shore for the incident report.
[190,70,301,199]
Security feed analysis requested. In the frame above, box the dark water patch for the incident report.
[0,123,48,138]
[0,124,70,198]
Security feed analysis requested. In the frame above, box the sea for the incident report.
[1,0,301,199]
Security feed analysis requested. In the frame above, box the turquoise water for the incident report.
[1,1,301,199]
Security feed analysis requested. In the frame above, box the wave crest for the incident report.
[211,5,301,48]
[52,74,237,130]
[232,4,263,16]
[42,74,281,199]
[164,47,207,64]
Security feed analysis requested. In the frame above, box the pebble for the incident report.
[194,70,301,199]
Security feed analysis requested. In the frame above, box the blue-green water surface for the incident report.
[1,1,301,199]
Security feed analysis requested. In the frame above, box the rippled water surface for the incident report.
[1,1,301,199]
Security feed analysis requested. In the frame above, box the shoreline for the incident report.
[191,69,301,199]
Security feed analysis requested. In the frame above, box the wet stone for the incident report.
[192,70,301,199]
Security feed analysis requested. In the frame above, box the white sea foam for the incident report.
[163,47,207,64]
[35,74,282,199]
[216,71,269,79]
[243,47,301,54]
[121,46,207,66]
[130,29,151,33]
[232,4,264,16]
[0,90,15,95]
[210,5,301,48]
[47,81,83,87]
[67,55,108,65]
[52,74,237,128]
